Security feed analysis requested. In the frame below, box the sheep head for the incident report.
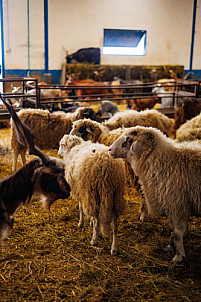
[109,126,160,160]
[75,107,97,121]
[70,119,103,142]
[58,134,83,157]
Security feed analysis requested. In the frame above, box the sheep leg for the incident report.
[89,217,93,227]
[165,231,176,252]
[12,151,19,172]
[20,151,26,166]
[165,220,176,252]
[184,224,189,238]
[139,198,148,222]
[78,201,84,228]
[20,151,26,169]
[13,150,26,172]
[111,217,118,256]
[172,223,186,262]
[90,216,99,246]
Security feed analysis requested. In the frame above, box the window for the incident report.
[103,29,146,56]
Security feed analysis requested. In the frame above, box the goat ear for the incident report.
[0,95,50,165]
[131,141,142,154]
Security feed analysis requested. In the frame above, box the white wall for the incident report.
[3,0,201,71]
[4,0,44,69]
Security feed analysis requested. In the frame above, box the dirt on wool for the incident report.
[0,126,201,302]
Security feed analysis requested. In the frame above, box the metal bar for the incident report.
[190,0,197,71]
[44,0,49,72]
[35,79,40,108]
[0,77,37,82]
[0,0,5,79]
[27,0,30,73]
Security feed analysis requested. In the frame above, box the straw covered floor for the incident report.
[0,127,201,302]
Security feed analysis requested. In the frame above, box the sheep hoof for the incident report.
[139,212,146,222]
[111,249,118,256]
[78,222,83,228]
[172,254,185,263]
[165,244,175,252]
[90,239,98,246]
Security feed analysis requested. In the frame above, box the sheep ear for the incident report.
[131,141,142,153]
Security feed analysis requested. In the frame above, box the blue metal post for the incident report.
[189,0,197,71]
[44,0,48,72]
[0,0,5,78]
[27,0,30,74]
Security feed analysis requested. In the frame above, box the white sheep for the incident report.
[103,108,174,137]
[58,134,126,255]
[98,100,119,117]
[176,112,201,142]
[152,84,174,108]
[10,107,97,171]
[69,119,137,187]
[70,118,124,145]
[109,126,201,262]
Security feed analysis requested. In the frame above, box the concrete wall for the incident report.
[3,0,201,82]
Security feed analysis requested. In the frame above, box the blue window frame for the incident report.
[103,29,146,56]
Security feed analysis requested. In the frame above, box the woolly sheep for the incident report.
[11,107,97,171]
[58,135,126,255]
[173,97,201,135]
[152,85,173,108]
[70,118,124,145]
[176,112,201,142]
[109,126,201,262]
[69,119,137,186]
[98,100,119,116]
[103,109,174,137]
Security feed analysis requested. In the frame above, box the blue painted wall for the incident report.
[5,69,62,84]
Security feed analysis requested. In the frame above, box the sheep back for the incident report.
[176,112,201,142]
[104,109,174,137]
[11,109,73,150]
[99,128,124,145]
[104,110,140,130]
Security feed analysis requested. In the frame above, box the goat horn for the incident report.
[63,46,68,55]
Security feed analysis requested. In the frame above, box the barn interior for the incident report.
[0,1,201,301]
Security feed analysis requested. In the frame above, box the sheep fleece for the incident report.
[104,109,174,137]
[11,109,73,150]
[176,112,201,142]
[64,142,126,236]
[70,119,135,186]
[129,129,201,220]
